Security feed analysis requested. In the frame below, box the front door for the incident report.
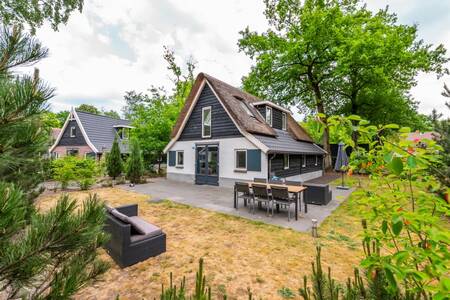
[195,144,219,185]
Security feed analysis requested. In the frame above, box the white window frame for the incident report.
[70,126,76,137]
[265,106,273,127]
[282,112,287,130]
[176,150,184,167]
[283,154,290,169]
[315,155,318,166]
[235,149,247,171]
[302,154,306,167]
[67,148,79,156]
[202,106,212,138]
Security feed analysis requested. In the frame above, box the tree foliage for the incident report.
[106,136,123,180]
[238,0,448,167]
[77,104,100,114]
[126,138,144,184]
[0,0,83,33]
[123,47,196,171]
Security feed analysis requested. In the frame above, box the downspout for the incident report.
[268,153,276,180]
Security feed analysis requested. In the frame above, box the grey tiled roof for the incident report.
[254,129,326,155]
[76,110,131,153]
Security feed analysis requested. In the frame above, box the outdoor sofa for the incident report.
[302,182,332,205]
[104,204,166,268]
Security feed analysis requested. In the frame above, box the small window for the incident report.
[70,126,76,137]
[265,106,272,126]
[176,151,184,167]
[302,155,306,167]
[282,112,287,130]
[315,155,318,166]
[67,149,79,156]
[51,152,59,159]
[118,128,129,140]
[202,106,212,138]
[283,154,289,169]
[235,150,247,170]
[239,101,254,117]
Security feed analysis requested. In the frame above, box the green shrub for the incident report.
[106,137,123,180]
[52,156,98,190]
[126,138,144,184]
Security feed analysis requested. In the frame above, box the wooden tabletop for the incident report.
[248,182,306,193]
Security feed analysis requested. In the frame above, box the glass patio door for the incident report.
[195,144,219,185]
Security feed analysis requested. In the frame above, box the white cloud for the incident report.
[32,0,449,117]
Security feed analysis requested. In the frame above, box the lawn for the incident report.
[36,186,364,299]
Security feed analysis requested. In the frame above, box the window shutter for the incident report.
[247,149,261,171]
[168,151,176,166]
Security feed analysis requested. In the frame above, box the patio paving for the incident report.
[119,178,353,232]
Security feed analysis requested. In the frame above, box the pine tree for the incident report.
[0,26,109,298]
[126,138,144,184]
[106,136,123,180]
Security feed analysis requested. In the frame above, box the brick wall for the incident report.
[51,145,95,158]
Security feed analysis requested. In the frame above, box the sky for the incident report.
[30,0,450,118]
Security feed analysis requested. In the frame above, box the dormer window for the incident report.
[70,126,76,137]
[265,106,272,127]
[114,125,133,140]
[239,101,254,117]
[282,112,287,130]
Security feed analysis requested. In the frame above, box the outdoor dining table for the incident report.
[233,182,307,220]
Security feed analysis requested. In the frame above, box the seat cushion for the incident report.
[128,216,162,238]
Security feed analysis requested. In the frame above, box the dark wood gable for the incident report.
[256,105,285,131]
[57,119,88,146]
[179,84,242,140]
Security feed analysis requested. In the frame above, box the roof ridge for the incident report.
[202,73,264,103]
[75,109,129,122]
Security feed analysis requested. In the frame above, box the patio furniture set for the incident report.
[234,178,333,221]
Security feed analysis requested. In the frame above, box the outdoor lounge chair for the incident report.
[234,182,253,211]
[251,183,271,215]
[302,183,332,205]
[104,204,166,268]
[270,186,296,221]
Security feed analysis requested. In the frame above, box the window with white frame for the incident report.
[302,154,306,167]
[265,106,272,126]
[70,126,76,137]
[235,149,247,170]
[202,106,212,138]
[282,112,287,130]
[283,154,290,169]
[67,148,79,156]
[176,150,184,167]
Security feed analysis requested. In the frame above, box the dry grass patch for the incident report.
[36,187,362,299]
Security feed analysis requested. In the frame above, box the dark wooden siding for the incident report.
[179,85,242,140]
[255,105,284,130]
[57,120,87,146]
[270,154,323,178]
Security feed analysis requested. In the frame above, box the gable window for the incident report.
[282,112,287,130]
[302,155,306,167]
[283,154,290,169]
[265,106,272,126]
[176,150,184,167]
[202,106,212,138]
[70,126,76,137]
[235,149,247,171]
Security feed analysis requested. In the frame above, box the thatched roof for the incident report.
[171,73,314,143]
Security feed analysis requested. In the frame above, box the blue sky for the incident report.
[32,0,450,117]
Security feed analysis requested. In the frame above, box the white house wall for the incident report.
[166,137,268,187]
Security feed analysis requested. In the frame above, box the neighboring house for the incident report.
[49,108,132,159]
[164,73,326,187]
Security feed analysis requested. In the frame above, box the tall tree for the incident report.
[0,0,83,33]
[238,0,448,168]
[123,47,196,172]
[126,138,144,184]
[77,104,100,114]
[0,26,108,299]
[106,136,123,180]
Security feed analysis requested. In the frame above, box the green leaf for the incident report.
[383,152,393,163]
[347,115,362,121]
[383,124,399,129]
[406,156,416,168]
[381,220,388,234]
[384,267,397,289]
[399,127,411,133]
[392,220,403,235]
[389,157,403,175]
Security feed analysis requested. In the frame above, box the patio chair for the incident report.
[104,204,166,268]
[253,178,267,183]
[269,178,284,184]
[234,182,253,211]
[270,186,296,221]
[251,183,271,215]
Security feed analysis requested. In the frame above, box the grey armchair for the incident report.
[303,183,332,205]
[104,204,166,268]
